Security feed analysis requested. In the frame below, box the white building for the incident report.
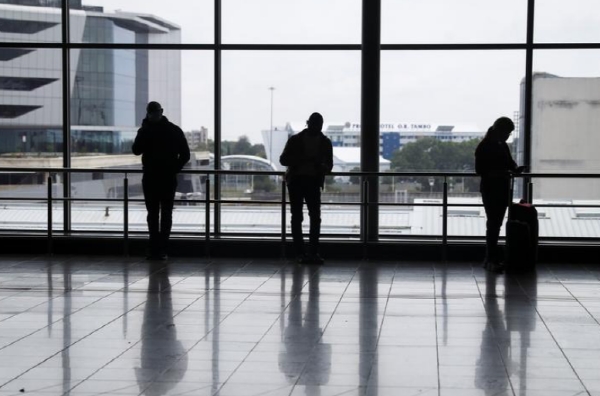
[263,121,483,170]
[519,73,600,200]
[185,127,209,149]
[332,147,390,183]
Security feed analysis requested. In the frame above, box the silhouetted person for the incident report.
[132,101,190,260]
[280,112,333,264]
[475,117,524,273]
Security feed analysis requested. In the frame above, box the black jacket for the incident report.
[132,116,190,175]
[279,129,334,188]
[475,138,517,190]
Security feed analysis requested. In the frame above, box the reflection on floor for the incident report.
[0,256,599,396]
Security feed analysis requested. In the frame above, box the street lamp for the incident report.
[428,177,435,194]
[268,87,275,164]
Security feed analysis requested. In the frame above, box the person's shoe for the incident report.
[296,253,309,264]
[307,253,325,265]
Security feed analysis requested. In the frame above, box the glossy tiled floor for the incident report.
[0,256,599,396]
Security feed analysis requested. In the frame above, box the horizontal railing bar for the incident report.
[1,167,600,178]
[4,42,600,50]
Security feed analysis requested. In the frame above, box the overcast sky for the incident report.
[86,0,600,144]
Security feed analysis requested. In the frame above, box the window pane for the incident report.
[0,47,63,163]
[0,171,64,231]
[381,51,524,182]
[382,0,526,44]
[528,50,600,203]
[70,49,214,233]
[534,0,600,43]
[529,182,600,238]
[222,0,360,44]
[221,50,360,235]
[0,0,62,43]
[72,0,214,44]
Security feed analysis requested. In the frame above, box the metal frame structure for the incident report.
[1,0,600,242]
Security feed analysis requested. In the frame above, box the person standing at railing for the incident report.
[475,116,525,273]
[132,101,190,260]
[280,112,333,264]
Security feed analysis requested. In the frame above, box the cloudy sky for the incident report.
[86,0,600,144]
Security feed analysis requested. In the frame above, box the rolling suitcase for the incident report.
[505,178,538,273]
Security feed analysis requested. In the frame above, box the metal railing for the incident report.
[0,167,599,256]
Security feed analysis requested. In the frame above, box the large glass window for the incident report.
[530,50,600,200]
[0,1,599,241]
[222,0,361,44]
[0,47,63,159]
[381,51,524,197]
[70,50,214,233]
[220,50,360,235]
[382,0,526,44]
[0,0,62,43]
[534,0,600,43]
[71,0,214,44]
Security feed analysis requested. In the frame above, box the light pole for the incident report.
[268,87,275,164]
[428,177,435,195]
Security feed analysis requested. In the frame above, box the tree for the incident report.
[253,174,276,192]
[219,136,266,158]
[390,137,482,192]
[349,167,361,185]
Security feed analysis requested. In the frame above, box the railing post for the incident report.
[281,179,286,260]
[442,177,448,261]
[362,179,369,260]
[527,180,533,204]
[47,175,53,255]
[123,174,129,257]
[205,177,210,258]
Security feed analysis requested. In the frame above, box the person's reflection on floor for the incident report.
[136,262,188,395]
[279,265,331,396]
[475,271,510,395]
[505,271,538,396]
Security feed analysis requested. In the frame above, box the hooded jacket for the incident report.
[132,116,190,175]
[279,129,333,188]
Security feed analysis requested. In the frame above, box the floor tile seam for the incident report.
[471,269,517,396]
[139,260,289,396]
[0,285,75,325]
[555,276,600,328]
[514,274,592,396]
[289,263,361,392]
[193,260,296,395]
[359,262,399,389]
[50,297,157,395]
[0,287,123,352]
[433,262,452,396]
[146,263,217,322]
[0,298,148,391]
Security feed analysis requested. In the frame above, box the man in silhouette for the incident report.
[280,112,333,264]
[133,101,190,260]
